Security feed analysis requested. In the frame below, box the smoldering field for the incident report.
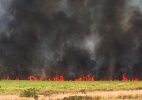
[0,0,142,80]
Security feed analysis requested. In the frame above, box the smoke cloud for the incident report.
[0,0,142,80]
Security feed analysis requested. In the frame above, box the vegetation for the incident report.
[0,80,141,95]
[79,89,86,94]
[20,88,38,99]
[60,94,142,100]
[62,96,94,100]
[116,94,142,99]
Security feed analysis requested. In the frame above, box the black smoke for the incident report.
[0,0,142,80]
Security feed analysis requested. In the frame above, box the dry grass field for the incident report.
[0,80,142,100]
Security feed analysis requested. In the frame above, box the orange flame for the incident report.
[48,75,64,81]
[40,75,43,81]
[132,77,139,81]
[28,75,38,81]
[122,73,140,81]
[7,76,11,80]
[75,74,94,81]
[122,73,128,81]
[1,73,140,81]
[16,76,20,80]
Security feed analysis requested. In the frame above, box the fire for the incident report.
[7,76,11,80]
[40,75,43,81]
[28,75,38,81]
[75,74,94,81]
[132,77,140,81]
[48,75,64,81]
[16,76,20,80]
[46,73,94,81]
[122,73,140,81]
[122,73,128,81]
[1,73,140,81]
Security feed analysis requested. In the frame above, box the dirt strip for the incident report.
[0,90,142,100]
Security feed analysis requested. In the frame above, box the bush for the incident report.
[79,89,86,94]
[21,88,38,99]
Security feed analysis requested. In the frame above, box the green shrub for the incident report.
[21,88,38,98]
[79,89,86,94]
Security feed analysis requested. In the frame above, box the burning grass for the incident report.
[0,80,142,95]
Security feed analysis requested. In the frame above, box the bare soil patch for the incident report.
[0,90,142,100]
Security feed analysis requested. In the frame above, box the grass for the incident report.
[116,94,142,99]
[62,96,94,100]
[0,80,141,95]
[60,94,142,100]
[20,88,38,98]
